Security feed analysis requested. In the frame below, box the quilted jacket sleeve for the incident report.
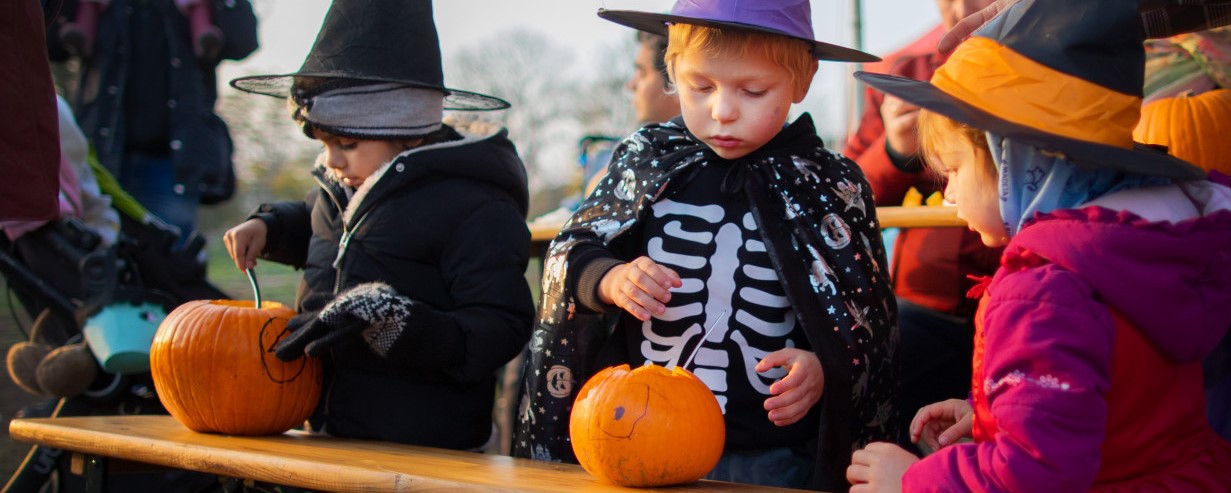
[902,265,1112,492]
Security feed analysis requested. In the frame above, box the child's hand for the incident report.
[910,398,973,451]
[847,442,917,492]
[597,256,681,321]
[223,219,268,272]
[756,348,824,426]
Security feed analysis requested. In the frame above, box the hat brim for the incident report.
[854,72,1205,180]
[229,73,510,111]
[598,9,880,63]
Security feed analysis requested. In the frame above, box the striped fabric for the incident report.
[1143,25,1231,101]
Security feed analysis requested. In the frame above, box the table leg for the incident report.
[81,454,106,493]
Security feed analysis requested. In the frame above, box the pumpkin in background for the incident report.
[569,363,724,487]
[1133,88,1231,175]
[150,300,322,435]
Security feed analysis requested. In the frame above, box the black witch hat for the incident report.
[230,0,508,111]
[854,0,1204,179]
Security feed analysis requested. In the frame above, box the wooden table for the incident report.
[8,416,811,493]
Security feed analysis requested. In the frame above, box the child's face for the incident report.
[932,140,1009,247]
[312,129,407,189]
[673,47,805,160]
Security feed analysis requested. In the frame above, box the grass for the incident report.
[202,236,302,307]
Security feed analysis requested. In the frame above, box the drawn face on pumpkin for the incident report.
[569,363,725,487]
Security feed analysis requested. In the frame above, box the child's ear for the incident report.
[793,60,819,103]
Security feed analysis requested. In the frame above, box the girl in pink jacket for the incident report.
[847,0,1231,491]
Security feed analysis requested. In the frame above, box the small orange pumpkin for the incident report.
[150,300,322,435]
[1133,88,1231,175]
[569,363,724,487]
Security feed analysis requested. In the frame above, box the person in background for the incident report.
[515,0,897,489]
[583,31,682,197]
[2,0,60,223]
[57,0,222,60]
[223,0,533,452]
[627,31,682,126]
[842,0,1000,451]
[847,0,1231,490]
[47,0,257,247]
[533,30,683,228]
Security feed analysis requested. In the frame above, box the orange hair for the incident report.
[665,23,816,96]
[918,109,993,177]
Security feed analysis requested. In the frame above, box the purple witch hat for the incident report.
[599,0,880,62]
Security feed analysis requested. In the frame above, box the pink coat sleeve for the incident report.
[902,265,1114,492]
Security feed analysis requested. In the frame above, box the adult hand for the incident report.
[847,442,918,493]
[757,348,824,427]
[938,0,1019,54]
[881,95,921,159]
[223,218,267,271]
[597,256,681,321]
[910,398,974,451]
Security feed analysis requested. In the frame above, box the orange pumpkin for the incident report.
[150,300,322,435]
[1133,88,1231,175]
[569,363,725,487]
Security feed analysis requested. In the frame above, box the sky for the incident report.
[217,0,941,141]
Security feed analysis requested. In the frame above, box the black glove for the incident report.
[273,283,415,361]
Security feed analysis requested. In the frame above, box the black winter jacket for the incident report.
[253,117,534,449]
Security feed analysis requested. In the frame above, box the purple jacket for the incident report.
[904,175,1231,491]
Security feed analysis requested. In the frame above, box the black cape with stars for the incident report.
[512,114,898,491]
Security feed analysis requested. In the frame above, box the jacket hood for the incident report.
[314,114,529,223]
[1011,174,1231,363]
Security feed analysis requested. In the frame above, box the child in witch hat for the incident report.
[847,0,1231,490]
[513,0,898,489]
[224,0,534,451]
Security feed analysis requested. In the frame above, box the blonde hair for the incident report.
[664,23,816,96]
[918,109,993,177]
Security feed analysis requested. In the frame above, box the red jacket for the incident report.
[843,26,1001,315]
[0,0,59,221]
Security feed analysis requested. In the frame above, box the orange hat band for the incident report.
[931,36,1140,150]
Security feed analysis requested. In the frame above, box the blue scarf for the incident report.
[988,133,1172,237]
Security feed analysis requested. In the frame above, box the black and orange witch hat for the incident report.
[855,0,1205,180]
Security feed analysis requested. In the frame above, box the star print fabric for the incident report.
[512,114,899,486]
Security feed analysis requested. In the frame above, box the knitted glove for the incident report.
[273,283,414,361]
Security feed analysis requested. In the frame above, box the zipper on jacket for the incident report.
[311,173,367,294]
[332,212,370,293]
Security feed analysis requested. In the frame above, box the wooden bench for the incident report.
[8,415,812,492]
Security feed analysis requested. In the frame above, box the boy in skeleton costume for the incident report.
[513,1,898,490]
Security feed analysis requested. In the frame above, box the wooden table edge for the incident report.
[9,416,813,493]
